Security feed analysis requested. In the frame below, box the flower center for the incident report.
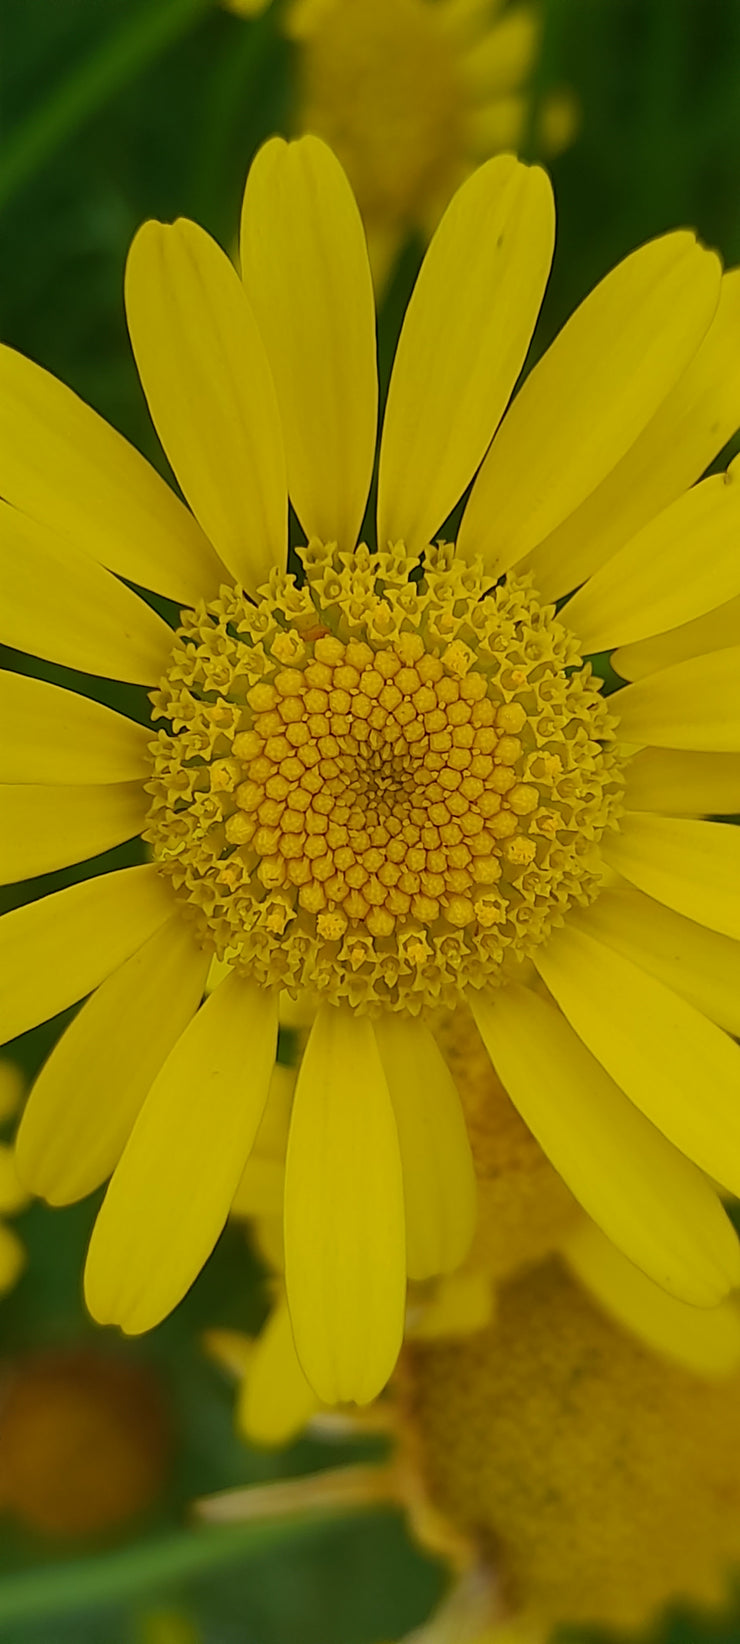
[298,0,466,227]
[144,542,623,1012]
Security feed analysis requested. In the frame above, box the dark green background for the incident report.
[2,1,740,1639]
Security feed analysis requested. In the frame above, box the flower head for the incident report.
[3,135,740,1412]
[407,1258,740,1634]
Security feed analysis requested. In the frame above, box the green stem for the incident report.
[0,0,212,214]
[0,1513,339,1626]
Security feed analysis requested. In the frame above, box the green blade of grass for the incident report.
[0,0,211,213]
[0,1512,346,1626]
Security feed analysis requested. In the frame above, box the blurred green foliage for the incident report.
[2,0,740,1638]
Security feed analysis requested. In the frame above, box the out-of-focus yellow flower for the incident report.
[0,1348,170,1539]
[405,1258,740,1636]
[289,0,577,286]
[203,1003,740,1641]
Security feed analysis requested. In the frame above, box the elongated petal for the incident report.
[377,155,554,555]
[238,1298,318,1446]
[0,1144,29,1215]
[240,136,377,549]
[535,919,740,1197]
[0,1225,25,1293]
[0,865,175,1045]
[522,268,740,601]
[0,505,172,685]
[126,218,286,594]
[604,813,740,938]
[563,1220,740,1376]
[16,916,209,1204]
[472,984,739,1305]
[565,472,740,652]
[624,747,740,817]
[582,886,740,1036]
[374,1013,476,1280]
[460,6,539,96]
[84,974,278,1333]
[615,647,740,751]
[408,1269,493,1341]
[0,782,147,884]
[458,233,721,575]
[0,343,220,605]
[2,673,151,786]
[284,1004,405,1405]
[615,593,740,681]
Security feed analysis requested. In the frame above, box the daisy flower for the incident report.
[288,0,576,287]
[2,135,740,1409]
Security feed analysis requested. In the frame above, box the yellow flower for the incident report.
[0,1347,170,1539]
[3,135,740,1409]
[200,1030,740,1639]
[406,1258,740,1635]
[289,0,577,287]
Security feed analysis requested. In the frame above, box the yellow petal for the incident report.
[614,646,740,751]
[0,1224,25,1293]
[378,155,554,556]
[564,1219,740,1377]
[0,864,175,1045]
[408,1269,494,1341]
[0,782,147,884]
[202,1327,254,1382]
[84,974,278,1334]
[230,1155,285,1219]
[466,96,527,157]
[0,1061,25,1122]
[2,672,152,785]
[582,885,740,1036]
[460,6,539,96]
[535,918,740,1198]
[615,592,740,681]
[238,1298,318,1447]
[565,472,740,653]
[0,504,173,685]
[522,267,740,602]
[284,1004,405,1405]
[472,984,739,1306]
[624,747,740,817]
[458,232,721,576]
[0,1144,29,1215]
[604,812,740,938]
[125,218,286,595]
[16,915,209,1205]
[240,136,377,549]
[374,1013,476,1281]
[0,343,220,605]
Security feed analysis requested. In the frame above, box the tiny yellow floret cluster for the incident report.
[145,541,622,1011]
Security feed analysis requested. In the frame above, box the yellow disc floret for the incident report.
[145,542,623,1012]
